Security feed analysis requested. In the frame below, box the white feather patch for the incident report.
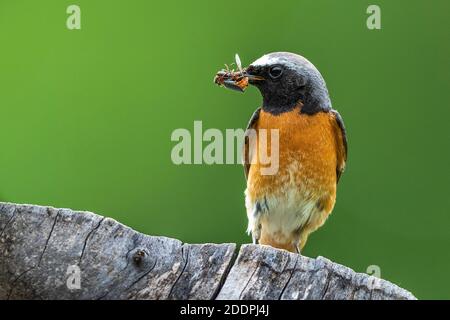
[250,54,278,67]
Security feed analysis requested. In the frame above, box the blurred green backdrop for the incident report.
[0,1,449,299]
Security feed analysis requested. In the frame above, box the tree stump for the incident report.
[0,202,416,300]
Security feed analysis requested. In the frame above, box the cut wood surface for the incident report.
[0,202,416,300]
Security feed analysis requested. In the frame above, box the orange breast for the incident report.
[247,106,338,210]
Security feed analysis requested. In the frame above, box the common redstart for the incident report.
[215,52,347,253]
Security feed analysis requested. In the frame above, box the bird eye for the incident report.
[269,66,283,79]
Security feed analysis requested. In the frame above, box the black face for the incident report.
[245,53,332,115]
[246,64,307,115]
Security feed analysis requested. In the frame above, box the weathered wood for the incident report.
[0,203,235,300]
[216,245,416,300]
[0,202,416,300]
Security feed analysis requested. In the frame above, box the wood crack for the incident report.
[7,266,36,300]
[320,271,332,299]
[238,260,260,300]
[168,245,190,298]
[278,255,299,300]
[38,210,60,266]
[211,245,238,300]
[123,258,158,299]
[79,217,105,264]
[7,209,62,299]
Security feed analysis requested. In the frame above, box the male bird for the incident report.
[217,52,347,253]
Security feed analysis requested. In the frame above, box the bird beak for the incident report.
[243,70,265,83]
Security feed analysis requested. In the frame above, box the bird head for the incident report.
[245,52,332,115]
[215,52,332,115]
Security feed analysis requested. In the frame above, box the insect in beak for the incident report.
[214,54,264,92]
[235,53,243,73]
[221,77,249,92]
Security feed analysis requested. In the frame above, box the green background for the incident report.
[0,1,449,299]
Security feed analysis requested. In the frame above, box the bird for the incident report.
[216,52,347,253]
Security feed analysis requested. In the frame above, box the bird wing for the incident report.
[243,107,261,180]
[330,109,348,183]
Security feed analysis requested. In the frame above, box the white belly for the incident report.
[245,183,321,244]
